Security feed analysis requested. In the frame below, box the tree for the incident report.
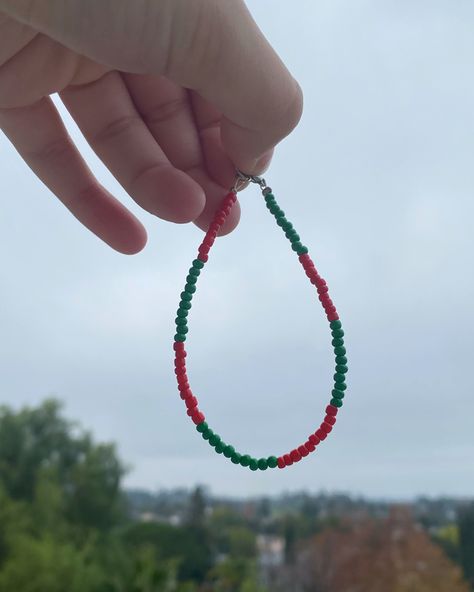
[459,502,474,588]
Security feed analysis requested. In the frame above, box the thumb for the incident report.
[0,0,303,175]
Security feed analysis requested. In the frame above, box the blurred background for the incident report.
[1,0,473,590]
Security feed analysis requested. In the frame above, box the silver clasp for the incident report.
[231,169,269,193]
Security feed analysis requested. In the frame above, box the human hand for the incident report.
[0,0,303,254]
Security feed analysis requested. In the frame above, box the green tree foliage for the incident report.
[459,502,474,588]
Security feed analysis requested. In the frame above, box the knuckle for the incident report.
[91,114,142,145]
[26,136,75,164]
[143,98,188,127]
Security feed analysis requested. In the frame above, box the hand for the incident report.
[0,0,303,254]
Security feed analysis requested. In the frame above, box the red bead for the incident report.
[179,388,192,400]
[177,379,189,390]
[325,415,336,426]
[203,237,214,248]
[298,445,309,457]
[174,358,185,367]
[320,422,332,434]
[308,434,320,446]
[185,396,198,410]
[305,441,316,453]
[216,215,226,225]
[326,405,338,416]
[173,342,185,352]
[310,275,321,285]
[315,428,327,440]
[283,454,293,466]
[317,284,329,294]
[290,449,302,463]
[299,253,312,265]
[277,456,286,469]
[191,410,205,424]
[327,311,339,322]
[197,253,208,263]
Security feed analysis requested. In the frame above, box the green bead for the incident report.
[264,193,275,201]
[336,364,348,374]
[335,355,347,365]
[274,209,285,219]
[223,445,235,458]
[267,456,278,469]
[296,245,308,256]
[282,221,293,232]
[184,283,196,294]
[202,428,213,441]
[175,317,187,327]
[180,301,192,310]
[215,441,225,454]
[231,452,241,464]
[177,325,188,334]
[277,217,287,227]
[330,398,343,408]
[334,346,346,356]
[240,454,251,467]
[269,205,280,215]
[249,459,258,471]
[209,434,221,447]
[193,259,204,269]
[332,337,344,347]
[189,267,200,277]
[285,230,299,241]
[291,241,303,252]
[180,291,192,302]
[330,320,342,330]
[196,422,208,433]
[332,328,344,338]
[335,382,347,391]
[177,308,188,318]
[334,373,345,383]
[174,333,186,342]
[186,275,197,285]
[332,389,345,399]
[257,458,268,471]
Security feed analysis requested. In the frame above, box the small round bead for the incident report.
[177,325,188,334]
[335,382,347,391]
[192,411,205,424]
[215,441,225,454]
[231,452,241,464]
[240,454,251,467]
[257,458,268,471]
[296,245,308,256]
[267,456,278,469]
[180,387,192,400]
[315,428,327,440]
[285,231,300,242]
[326,405,338,416]
[320,422,332,434]
[332,389,345,400]
[175,317,187,327]
[332,328,345,338]
[332,338,344,348]
[186,275,198,285]
[336,355,348,365]
[180,292,192,302]
[277,457,286,469]
[317,284,329,294]
[173,341,185,351]
[174,334,186,342]
[188,269,200,279]
[216,215,226,225]
[276,217,287,227]
[185,396,198,410]
[282,221,293,232]
[334,373,346,384]
[305,441,316,453]
[209,434,221,447]
[330,398,343,408]
[330,319,342,330]
[290,449,302,463]
[334,346,346,356]
[249,459,258,471]
[298,445,309,457]
[308,434,320,446]
[283,454,293,466]
[223,445,235,458]
[325,415,337,426]
[327,312,340,322]
[196,422,208,433]
[291,241,303,252]
[197,253,208,263]
[262,188,273,197]
[180,301,192,310]
[176,309,188,319]
[193,259,204,269]
[202,428,213,440]
[336,365,348,374]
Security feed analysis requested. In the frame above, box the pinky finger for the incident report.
[0,96,147,255]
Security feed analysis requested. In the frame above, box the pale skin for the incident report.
[0,0,303,254]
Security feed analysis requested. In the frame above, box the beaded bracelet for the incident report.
[173,170,347,471]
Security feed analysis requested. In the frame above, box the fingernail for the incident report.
[252,149,274,175]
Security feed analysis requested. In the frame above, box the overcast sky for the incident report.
[1,0,473,499]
